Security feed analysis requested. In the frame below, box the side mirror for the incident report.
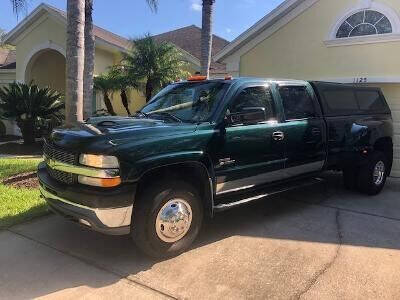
[227,107,267,125]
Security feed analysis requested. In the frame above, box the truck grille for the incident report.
[43,142,77,185]
[46,166,76,185]
[43,142,77,165]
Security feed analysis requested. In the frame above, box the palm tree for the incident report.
[201,0,215,78]
[93,73,117,116]
[0,82,64,144]
[66,0,85,125]
[108,66,137,116]
[10,0,159,124]
[83,0,95,119]
[122,35,189,102]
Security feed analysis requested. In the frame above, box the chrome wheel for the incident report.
[155,198,192,243]
[373,161,385,186]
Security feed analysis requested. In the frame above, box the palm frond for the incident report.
[146,0,158,12]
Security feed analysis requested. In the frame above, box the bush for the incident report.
[0,82,64,144]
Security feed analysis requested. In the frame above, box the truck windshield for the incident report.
[140,81,230,123]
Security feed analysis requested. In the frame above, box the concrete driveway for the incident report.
[1,172,400,299]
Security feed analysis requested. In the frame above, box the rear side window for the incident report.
[279,86,316,120]
[323,90,358,111]
[356,90,385,110]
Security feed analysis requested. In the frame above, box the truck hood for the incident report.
[48,116,198,153]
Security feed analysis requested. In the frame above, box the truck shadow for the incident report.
[4,172,400,299]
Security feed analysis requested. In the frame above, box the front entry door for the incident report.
[215,85,286,195]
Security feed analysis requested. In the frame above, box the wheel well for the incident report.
[374,137,393,174]
[135,162,213,217]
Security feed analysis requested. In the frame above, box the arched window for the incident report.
[336,10,392,38]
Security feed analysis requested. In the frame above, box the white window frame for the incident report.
[324,0,400,47]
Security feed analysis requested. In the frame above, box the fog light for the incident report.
[78,175,121,187]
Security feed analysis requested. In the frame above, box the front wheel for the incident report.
[131,181,203,258]
[357,152,388,195]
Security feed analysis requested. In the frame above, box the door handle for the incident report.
[272,131,285,141]
[312,128,321,136]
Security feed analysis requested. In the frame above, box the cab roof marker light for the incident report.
[188,75,207,81]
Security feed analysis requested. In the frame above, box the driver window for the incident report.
[229,86,276,120]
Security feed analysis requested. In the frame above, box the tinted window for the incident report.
[279,86,316,120]
[323,89,358,111]
[229,86,275,120]
[356,90,384,110]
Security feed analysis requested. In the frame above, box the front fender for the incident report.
[127,151,208,182]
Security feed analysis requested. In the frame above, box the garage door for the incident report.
[376,84,400,178]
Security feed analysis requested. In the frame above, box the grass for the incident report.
[0,158,42,179]
[0,158,48,229]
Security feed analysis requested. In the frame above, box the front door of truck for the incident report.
[277,83,326,177]
[215,84,286,195]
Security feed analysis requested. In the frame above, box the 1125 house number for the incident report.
[353,77,368,83]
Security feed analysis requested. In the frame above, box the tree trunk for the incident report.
[83,0,95,120]
[121,89,131,116]
[19,119,36,144]
[201,0,214,79]
[103,91,116,116]
[66,0,85,126]
[145,80,153,102]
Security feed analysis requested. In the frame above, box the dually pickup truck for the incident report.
[38,77,393,257]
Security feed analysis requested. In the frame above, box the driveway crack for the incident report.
[294,209,343,299]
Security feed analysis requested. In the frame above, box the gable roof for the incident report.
[153,25,229,75]
[0,49,16,70]
[4,3,132,51]
[4,4,229,74]
[215,0,319,61]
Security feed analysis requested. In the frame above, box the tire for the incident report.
[357,151,388,196]
[343,167,359,190]
[131,180,203,258]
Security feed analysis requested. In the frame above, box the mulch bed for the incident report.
[0,141,43,155]
[2,172,39,189]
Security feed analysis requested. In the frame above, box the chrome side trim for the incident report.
[214,177,324,211]
[44,156,119,178]
[39,185,132,228]
[216,160,324,195]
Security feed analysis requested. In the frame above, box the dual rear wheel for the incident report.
[343,151,389,195]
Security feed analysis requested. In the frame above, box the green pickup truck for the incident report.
[38,77,393,257]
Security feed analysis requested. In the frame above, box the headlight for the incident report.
[79,154,119,168]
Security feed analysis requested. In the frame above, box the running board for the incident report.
[213,177,324,212]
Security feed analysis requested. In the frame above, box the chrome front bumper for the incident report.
[40,185,133,235]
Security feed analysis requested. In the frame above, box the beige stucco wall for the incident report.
[0,71,16,87]
[28,49,65,93]
[239,0,400,79]
[222,0,400,176]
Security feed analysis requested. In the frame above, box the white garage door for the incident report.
[376,84,400,178]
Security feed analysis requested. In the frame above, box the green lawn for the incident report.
[0,158,48,229]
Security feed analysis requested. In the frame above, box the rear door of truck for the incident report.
[274,81,327,177]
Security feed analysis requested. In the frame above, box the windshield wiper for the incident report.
[150,112,183,123]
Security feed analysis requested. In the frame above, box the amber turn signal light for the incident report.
[188,75,207,81]
[78,175,121,187]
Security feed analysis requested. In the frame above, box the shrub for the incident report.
[0,82,64,144]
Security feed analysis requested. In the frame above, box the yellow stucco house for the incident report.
[1,3,228,136]
[216,0,400,177]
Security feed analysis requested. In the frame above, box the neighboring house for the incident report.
[1,3,228,136]
[153,25,229,77]
[215,0,400,177]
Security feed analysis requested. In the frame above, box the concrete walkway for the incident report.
[1,173,400,299]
